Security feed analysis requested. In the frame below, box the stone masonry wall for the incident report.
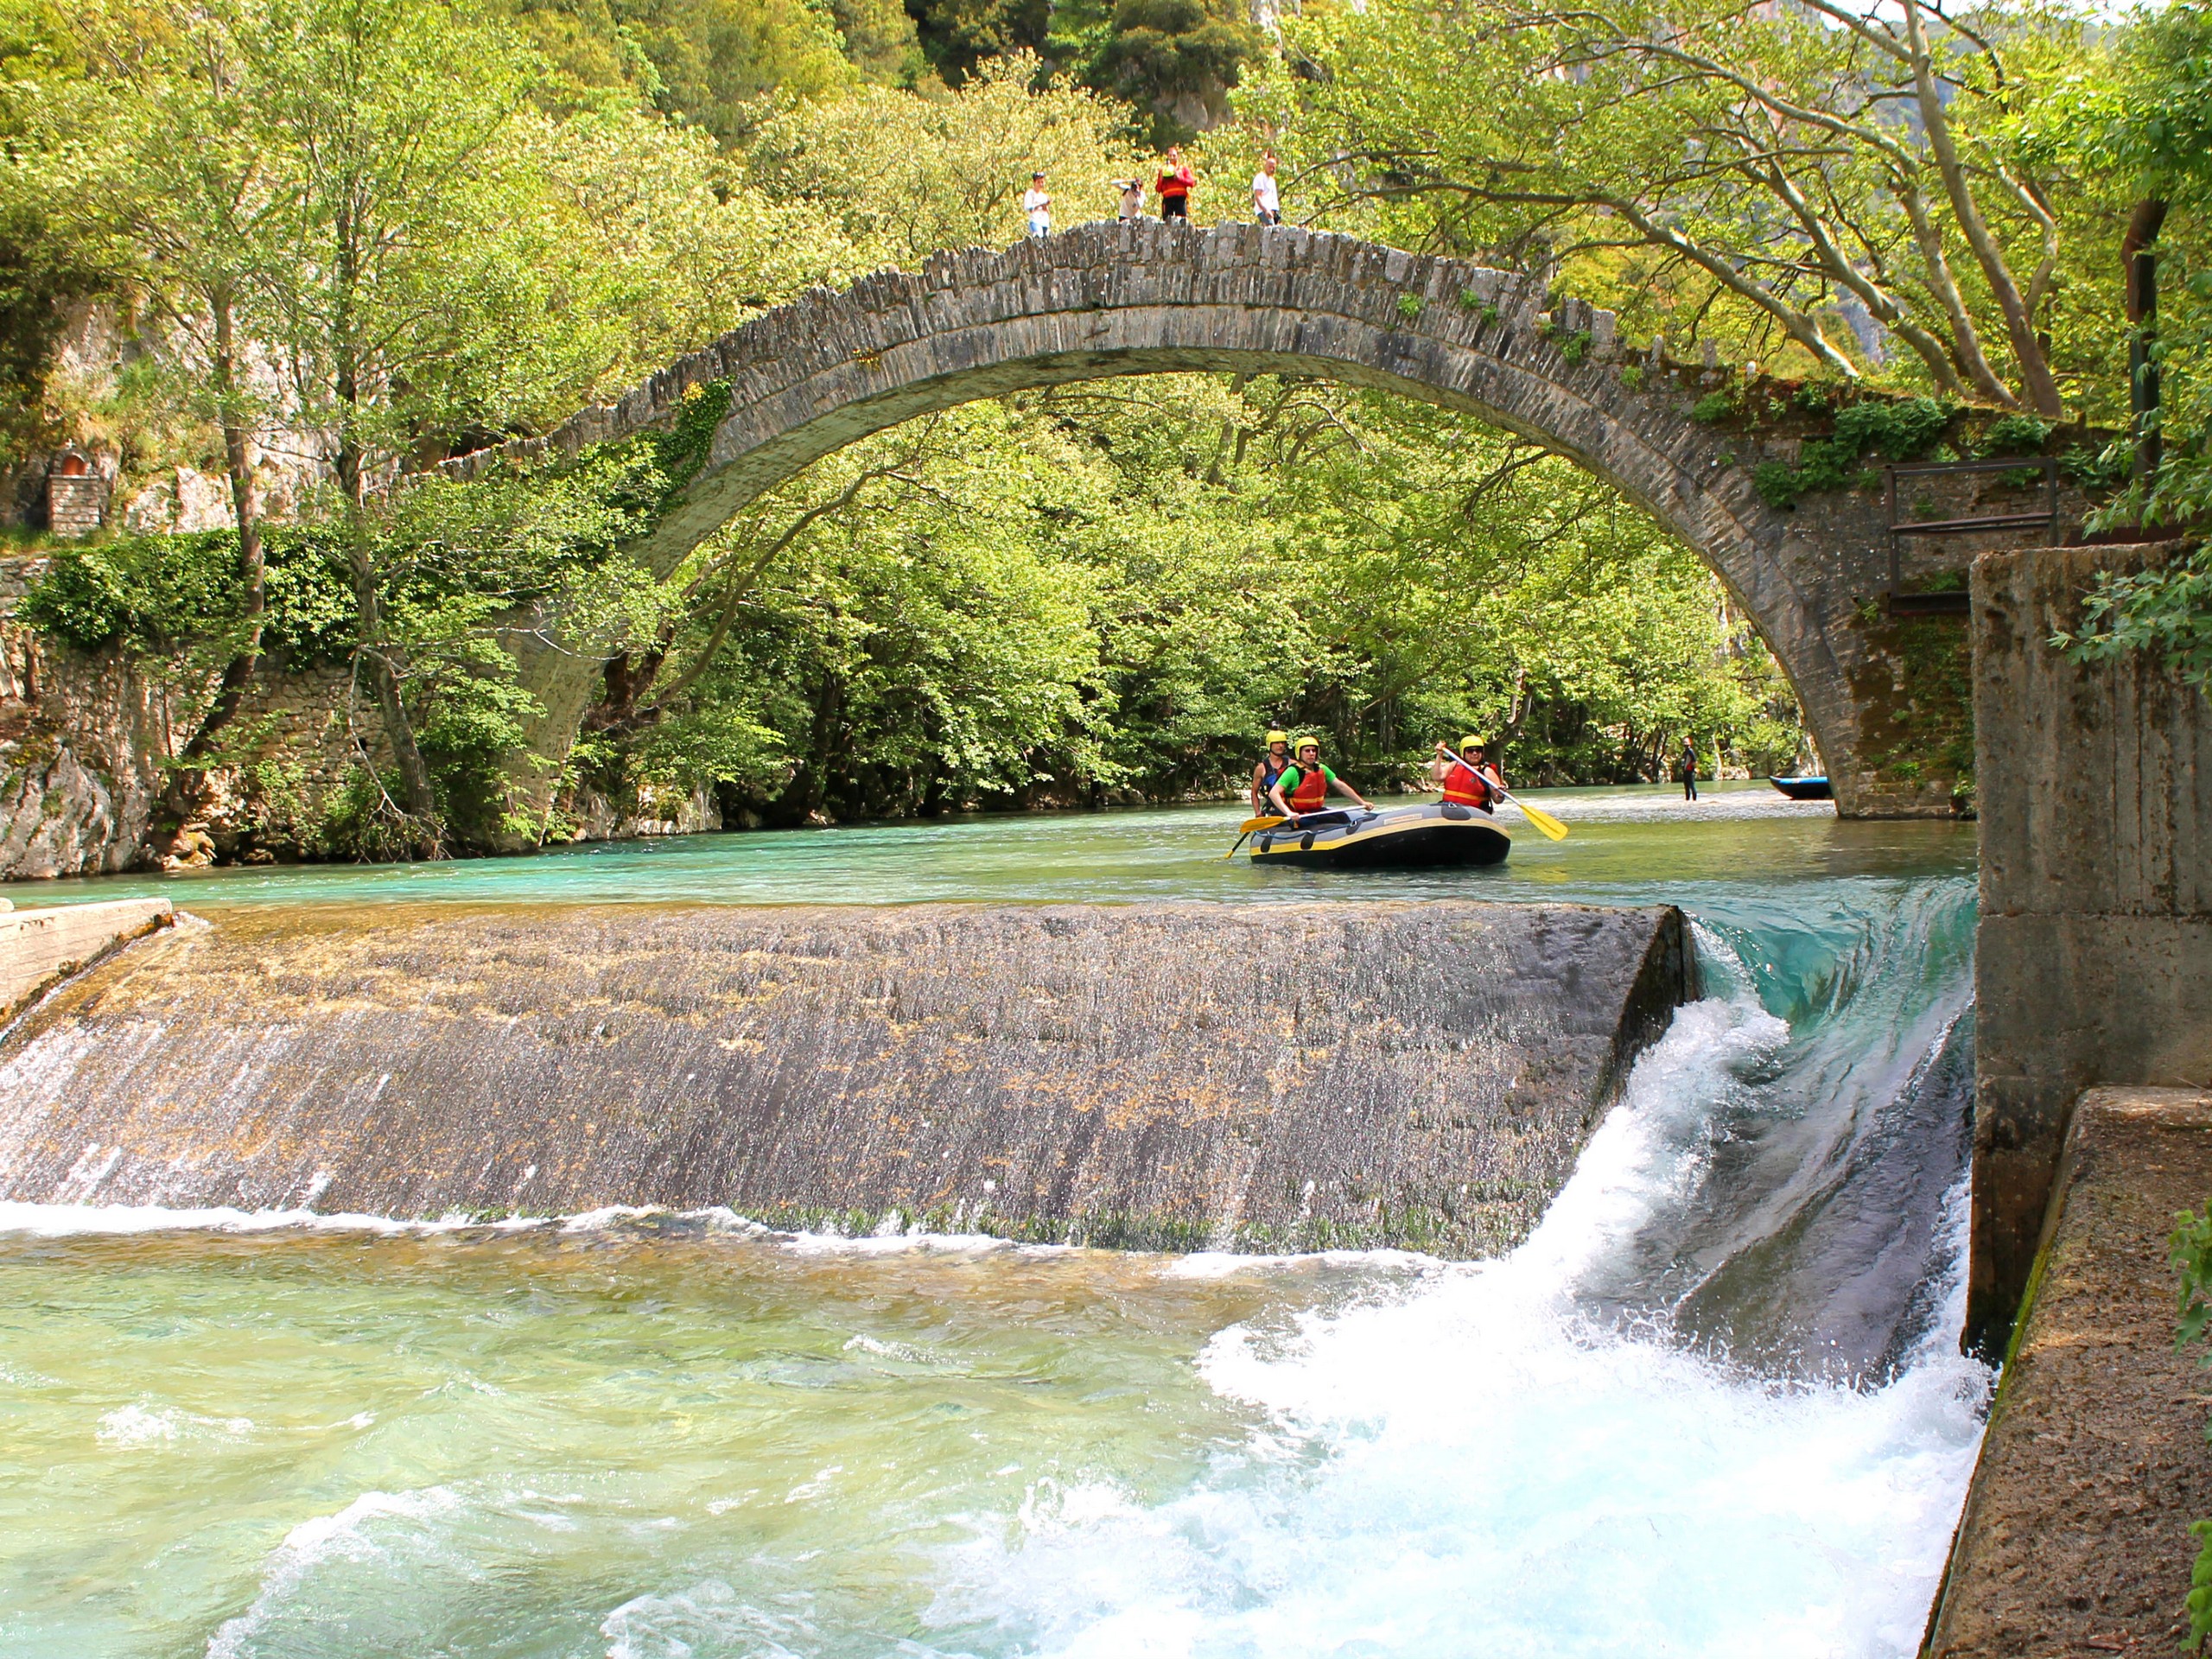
[1968,543,2212,1354]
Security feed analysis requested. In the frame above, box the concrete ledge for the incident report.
[1928,1086,2212,1656]
[0,898,173,1023]
[0,899,1689,1251]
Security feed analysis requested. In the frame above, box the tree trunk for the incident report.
[160,290,270,842]
[1904,0,2064,416]
[330,201,437,825]
[180,292,267,766]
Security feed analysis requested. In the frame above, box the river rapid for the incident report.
[0,784,1989,1658]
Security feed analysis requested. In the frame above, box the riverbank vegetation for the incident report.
[0,0,2198,853]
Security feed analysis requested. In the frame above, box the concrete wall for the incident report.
[0,897,173,1022]
[0,900,1690,1251]
[1928,1086,2212,1656]
[1968,543,2212,1353]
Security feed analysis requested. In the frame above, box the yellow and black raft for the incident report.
[1247,802,1510,869]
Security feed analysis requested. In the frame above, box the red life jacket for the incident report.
[1442,760,1495,810]
[1285,765,1331,811]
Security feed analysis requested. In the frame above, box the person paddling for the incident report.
[1251,729,1293,817]
[1433,736,1503,813]
[1268,734,1372,819]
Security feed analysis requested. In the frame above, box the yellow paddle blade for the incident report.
[1512,798,1570,841]
[1223,815,1286,858]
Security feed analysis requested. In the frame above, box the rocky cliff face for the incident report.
[0,556,721,879]
[0,557,182,879]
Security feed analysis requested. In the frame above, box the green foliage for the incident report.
[1618,364,1644,391]
[1833,397,1955,463]
[0,195,109,467]
[1560,329,1591,365]
[606,376,1811,825]
[2173,1204,2212,1647]
[1690,392,1733,424]
[1396,293,1425,321]
[1754,397,1955,509]
[748,57,1135,261]
[1079,0,1257,146]
[19,533,246,652]
[2054,544,2212,690]
[1980,414,2055,458]
[1257,0,2090,407]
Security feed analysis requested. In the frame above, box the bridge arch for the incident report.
[453,221,1947,818]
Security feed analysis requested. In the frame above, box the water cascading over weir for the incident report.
[0,900,1691,1251]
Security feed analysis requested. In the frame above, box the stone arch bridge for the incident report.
[450,220,2030,819]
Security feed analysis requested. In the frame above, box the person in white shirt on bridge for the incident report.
[1253,153,1282,226]
[1023,171,1051,238]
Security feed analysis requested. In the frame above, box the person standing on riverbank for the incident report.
[1156,146,1194,223]
[1679,741,1700,801]
[1023,171,1051,238]
[1252,153,1281,226]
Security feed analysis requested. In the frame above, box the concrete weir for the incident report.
[0,899,1692,1251]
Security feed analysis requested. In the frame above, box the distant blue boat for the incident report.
[1770,776,1834,801]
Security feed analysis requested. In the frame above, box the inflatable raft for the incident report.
[1249,801,1510,868]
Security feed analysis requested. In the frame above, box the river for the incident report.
[0,784,1990,1658]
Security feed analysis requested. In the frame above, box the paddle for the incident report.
[1221,813,1286,859]
[1486,779,1568,841]
[1440,747,1570,841]
[1221,807,1370,858]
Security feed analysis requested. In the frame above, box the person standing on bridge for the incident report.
[1156,145,1194,224]
[1253,152,1282,226]
[1023,170,1052,239]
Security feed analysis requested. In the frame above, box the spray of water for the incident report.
[929,935,1992,1659]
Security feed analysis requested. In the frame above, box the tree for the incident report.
[1075,0,1258,147]
[1262,0,2099,410]
[749,53,1137,261]
[29,0,294,784]
[2051,0,2212,688]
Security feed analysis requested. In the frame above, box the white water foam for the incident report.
[205,1487,467,1659]
[931,973,1993,1659]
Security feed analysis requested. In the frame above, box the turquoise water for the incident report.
[0,785,1991,1658]
[3,782,1967,915]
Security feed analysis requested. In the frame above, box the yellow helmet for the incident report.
[1265,729,1288,745]
[1293,734,1321,752]
[1459,735,1487,753]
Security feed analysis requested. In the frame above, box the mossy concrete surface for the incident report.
[0,896,171,1022]
[0,899,1691,1253]
[1928,1087,2212,1658]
